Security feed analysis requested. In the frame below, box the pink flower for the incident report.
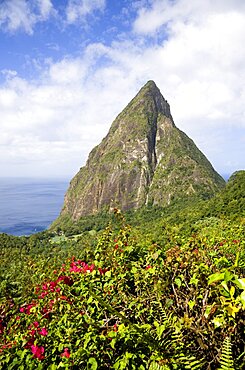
[31,345,45,360]
[70,265,83,273]
[61,347,70,358]
[49,300,55,308]
[87,264,95,272]
[20,303,36,315]
[39,291,48,299]
[26,304,36,314]
[49,281,57,292]
[39,327,48,336]
[33,321,39,328]
[145,265,152,270]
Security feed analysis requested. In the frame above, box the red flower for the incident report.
[58,275,74,286]
[98,267,109,275]
[27,304,36,314]
[24,338,35,349]
[145,265,152,270]
[39,328,48,336]
[33,321,39,328]
[49,300,55,308]
[41,307,51,319]
[39,291,48,299]
[70,265,83,273]
[29,329,36,337]
[88,264,95,272]
[0,321,5,335]
[61,347,70,358]
[20,303,36,315]
[49,281,57,292]
[31,345,45,360]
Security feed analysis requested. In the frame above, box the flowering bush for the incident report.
[0,219,244,369]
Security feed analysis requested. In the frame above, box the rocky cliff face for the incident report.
[59,81,225,221]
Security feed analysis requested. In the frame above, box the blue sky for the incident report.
[0,0,244,179]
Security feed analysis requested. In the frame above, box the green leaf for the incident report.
[110,338,117,349]
[48,364,58,370]
[105,270,111,278]
[131,266,137,274]
[190,276,199,286]
[87,296,93,304]
[221,281,229,292]
[204,305,213,319]
[58,343,63,352]
[224,270,234,283]
[229,285,235,298]
[212,316,225,328]
[240,290,245,307]
[156,324,166,338]
[88,357,98,370]
[188,300,195,310]
[208,272,225,285]
[174,277,182,288]
[234,278,245,290]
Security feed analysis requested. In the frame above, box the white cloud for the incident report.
[0,0,54,34]
[0,0,106,34]
[0,0,34,33]
[66,0,106,23]
[0,1,245,177]
[133,0,245,34]
[37,0,53,19]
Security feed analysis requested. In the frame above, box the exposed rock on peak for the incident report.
[136,80,173,119]
[58,81,225,221]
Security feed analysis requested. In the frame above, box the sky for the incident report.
[0,0,244,179]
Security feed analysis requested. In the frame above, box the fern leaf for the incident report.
[218,337,235,370]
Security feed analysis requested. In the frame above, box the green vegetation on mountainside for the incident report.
[0,209,244,369]
[0,170,244,369]
[51,170,244,242]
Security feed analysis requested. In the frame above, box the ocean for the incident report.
[0,178,69,236]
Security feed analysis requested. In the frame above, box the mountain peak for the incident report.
[133,80,172,120]
[143,80,158,90]
[56,82,225,222]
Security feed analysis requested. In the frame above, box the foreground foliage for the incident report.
[0,210,244,369]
